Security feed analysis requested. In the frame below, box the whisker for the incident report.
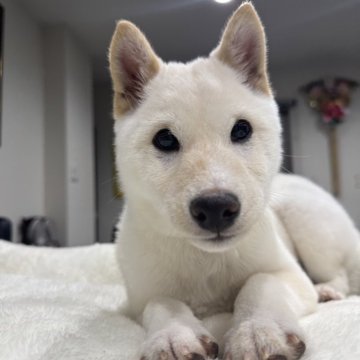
[282,153,310,159]
[100,177,116,186]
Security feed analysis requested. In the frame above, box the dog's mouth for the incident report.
[185,211,242,248]
[190,231,239,252]
[205,233,235,242]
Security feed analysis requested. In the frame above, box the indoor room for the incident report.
[0,0,359,359]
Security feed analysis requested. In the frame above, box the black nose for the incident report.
[190,192,240,233]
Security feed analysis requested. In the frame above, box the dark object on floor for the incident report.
[0,217,12,241]
[20,217,60,247]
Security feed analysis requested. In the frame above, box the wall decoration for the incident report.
[302,78,358,197]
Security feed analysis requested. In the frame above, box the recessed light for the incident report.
[214,0,233,4]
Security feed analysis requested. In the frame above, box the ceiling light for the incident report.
[214,0,233,4]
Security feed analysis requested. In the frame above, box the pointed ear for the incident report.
[213,2,272,96]
[109,21,161,117]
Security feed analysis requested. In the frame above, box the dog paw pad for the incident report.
[199,335,219,359]
[286,333,306,357]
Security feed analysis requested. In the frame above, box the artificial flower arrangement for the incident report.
[303,78,358,125]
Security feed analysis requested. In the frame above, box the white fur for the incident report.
[271,174,360,295]
[114,56,318,360]
[111,5,360,360]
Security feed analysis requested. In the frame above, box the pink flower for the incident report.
[322,102,345,122]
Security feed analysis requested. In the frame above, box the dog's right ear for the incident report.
[109,21,161,117]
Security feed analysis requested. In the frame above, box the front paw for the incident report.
[140,323,219,360]
[224,319,305,360]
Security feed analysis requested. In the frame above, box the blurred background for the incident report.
[0,0,359,246]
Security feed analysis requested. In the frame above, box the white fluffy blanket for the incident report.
[0,240,359,360]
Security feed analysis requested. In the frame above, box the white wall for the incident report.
[94,81,123,243]
[44,28,67,244]
[272,62,360,227]
[44,27,95,246]
[65,33,95,246]
[0,0,45,241]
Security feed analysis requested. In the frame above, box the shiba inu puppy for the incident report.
[108,2,360,359]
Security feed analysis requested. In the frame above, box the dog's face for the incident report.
[109,3,282,252]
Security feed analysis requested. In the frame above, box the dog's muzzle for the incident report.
[190,191,240,234]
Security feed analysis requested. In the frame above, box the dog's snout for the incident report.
[190,192,240,233]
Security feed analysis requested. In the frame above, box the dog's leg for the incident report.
[224,271,317,360]
[271,174,360,297]
[139,297,219,360]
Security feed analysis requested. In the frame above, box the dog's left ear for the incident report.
[213,2,272,96]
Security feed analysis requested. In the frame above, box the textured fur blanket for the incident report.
[0,240,359,360]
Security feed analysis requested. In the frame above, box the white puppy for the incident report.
[108,2,360,359]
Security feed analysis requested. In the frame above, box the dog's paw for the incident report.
[139,323,219,360]
[223,319,305,360]
[315,284,345,302]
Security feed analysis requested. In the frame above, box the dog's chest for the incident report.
[164,251,249,318]
[186,273,239,318]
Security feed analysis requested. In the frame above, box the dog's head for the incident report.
[109,2,282,252]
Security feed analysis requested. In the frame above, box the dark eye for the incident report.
[152,129,180,152]
[231,120,252,143]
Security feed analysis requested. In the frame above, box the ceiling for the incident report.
[19,0,360,81]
